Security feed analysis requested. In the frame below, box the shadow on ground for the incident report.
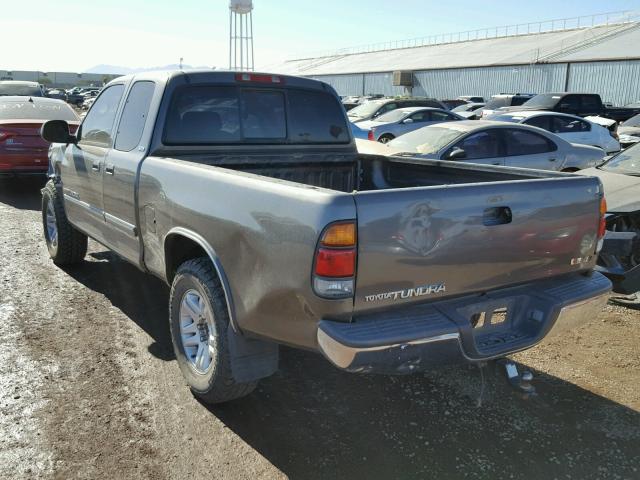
[0,177,47,211]
[64,248,640,480]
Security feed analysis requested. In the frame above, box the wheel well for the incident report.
[164,234,209,283]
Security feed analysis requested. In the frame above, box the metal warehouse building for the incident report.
[272,13,640,106]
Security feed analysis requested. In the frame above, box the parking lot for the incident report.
[1,177,639,479]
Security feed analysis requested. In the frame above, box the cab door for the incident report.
[60,84,125,242]
[101,81,157,265]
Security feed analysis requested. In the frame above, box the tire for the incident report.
[169,257,257,404]
[378,134,395,144]
[41,180,87,265]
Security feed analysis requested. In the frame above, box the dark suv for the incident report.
[347,97,447,123]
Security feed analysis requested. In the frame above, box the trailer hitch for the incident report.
[495,359,536,398]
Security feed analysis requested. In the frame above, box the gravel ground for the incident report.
[0,177,639,480]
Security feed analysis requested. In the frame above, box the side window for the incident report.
[581,95,601,111]
[79,85,125,147]
[430,111,455,122]
[505,129,557,156]
[375,103,397,117]
[115,81,155,152]
[524,116,552,131]
[450,130,502,160]
[552,116,591,133]
[409,111,430,122]
[510,96,529,107]
[557,95,580,112]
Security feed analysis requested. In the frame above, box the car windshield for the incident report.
[521,94,562,108]
[484,97,510,109]
[0,100,78,121]
[599,143,640,175]
[347,101,383,117]
[387,125,463,154]
[374,109,410,123]
[0,84,42,97]
[622,114,640,127]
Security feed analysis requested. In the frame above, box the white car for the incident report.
[370,120,605,172]
[487,110,621,154]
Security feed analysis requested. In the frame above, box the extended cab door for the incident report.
[101,81,156,264]
[60,84,125,242]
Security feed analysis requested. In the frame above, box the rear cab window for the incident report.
[163,85,349,145]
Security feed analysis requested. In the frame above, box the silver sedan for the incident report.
[379,120,606,172]
[356,107,463,143]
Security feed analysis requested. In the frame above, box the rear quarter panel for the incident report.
[138,157,357,349]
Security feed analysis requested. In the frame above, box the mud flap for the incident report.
[227,328,279,383]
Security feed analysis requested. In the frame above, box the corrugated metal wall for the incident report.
[308,74,364,96]
[413,64,567,99]
[567,61,640,106]
[312,60,640,106]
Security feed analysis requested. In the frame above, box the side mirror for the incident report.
[41,120,76,144]
[446,147,466,160]
[402,118,414,124]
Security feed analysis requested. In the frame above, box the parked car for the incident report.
[82,96,96,110]
[0,96,79,175]
[46,89,68,101]
[348,97,447,123]
[618,114,640,148]
[497,93,640,122]
[487,111,621,154]
[452,102,486,119]
[380,120,604,171]
[355,107,462,143]
[0,80,44,97]
[580,142,640,296]
[40,70,609,404]
[458,95,485,103]
[478,93,536,118]
[66,87,101,106]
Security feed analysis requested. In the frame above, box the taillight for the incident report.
[596,196,607,252]
[313,221,356,299]
[367,130,375,141]
[235,73,284,84]
[0,129,17,143]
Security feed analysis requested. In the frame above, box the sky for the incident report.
[2,0,639,73]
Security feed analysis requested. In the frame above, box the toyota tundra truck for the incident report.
[40,70,611,404]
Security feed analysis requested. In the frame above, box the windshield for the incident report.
[599,143,640,175]
[484,97,510,110]
[521,94,561,108]
[387,126,463,155]
[0,83,43,97]
[347,101,383,117]
[622,114,640,127]
[374,109,410,123]
[0,100,78,121]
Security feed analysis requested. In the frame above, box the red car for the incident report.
[0,96,79,175]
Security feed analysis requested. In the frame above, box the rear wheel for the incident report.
[41,180,87,265]
[378,134,395,144]
[169,257,257,404]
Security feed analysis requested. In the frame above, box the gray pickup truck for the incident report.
[41,70,611,404]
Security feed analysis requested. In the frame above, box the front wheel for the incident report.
[378,134,395,144]
[169,257,257,404]
[41,180,87,265]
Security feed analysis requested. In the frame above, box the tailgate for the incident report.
[353,176,602,311]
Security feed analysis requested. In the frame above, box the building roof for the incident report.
[272,22,640,76]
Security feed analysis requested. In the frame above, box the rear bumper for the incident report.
[317,272,611,374]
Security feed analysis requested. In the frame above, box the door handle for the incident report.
[91,162,101,172]
[483,206,512,226]
[105,164,115,175]
[548,157,556,162]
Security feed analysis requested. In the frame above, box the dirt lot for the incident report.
[1,177,639,480]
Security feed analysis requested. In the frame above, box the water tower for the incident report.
[229,0,254,71]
